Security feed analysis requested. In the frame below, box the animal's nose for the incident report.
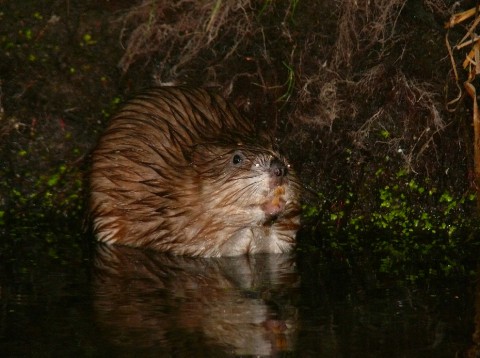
[270,157,288,177]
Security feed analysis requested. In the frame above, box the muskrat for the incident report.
[89,86,301,257]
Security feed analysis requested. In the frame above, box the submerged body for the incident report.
[90,87,301,257]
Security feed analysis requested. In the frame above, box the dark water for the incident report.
[0,225,477,357]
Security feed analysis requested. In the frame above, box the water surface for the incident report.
[0,225,476,357]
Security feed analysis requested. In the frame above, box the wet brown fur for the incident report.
[90,87,301,257]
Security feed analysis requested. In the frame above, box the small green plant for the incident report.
[302,169,479,280]
[2,142,85,221]
[277,61,295,105]
[101,95,122,118]
[81,33,96,46]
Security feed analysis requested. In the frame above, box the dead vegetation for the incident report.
[118,0,450,170]
[117,0,255,79]
[445,4,480,210]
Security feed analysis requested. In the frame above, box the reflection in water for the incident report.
[93,244,299,356]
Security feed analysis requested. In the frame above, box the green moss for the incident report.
[81,33,96,46]
[302,170,479,281]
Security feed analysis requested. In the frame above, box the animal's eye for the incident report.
[231,151,244,165]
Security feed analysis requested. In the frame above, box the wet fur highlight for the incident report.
[90,87,301,257]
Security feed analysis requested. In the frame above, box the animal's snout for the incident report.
[270,157,288,177]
